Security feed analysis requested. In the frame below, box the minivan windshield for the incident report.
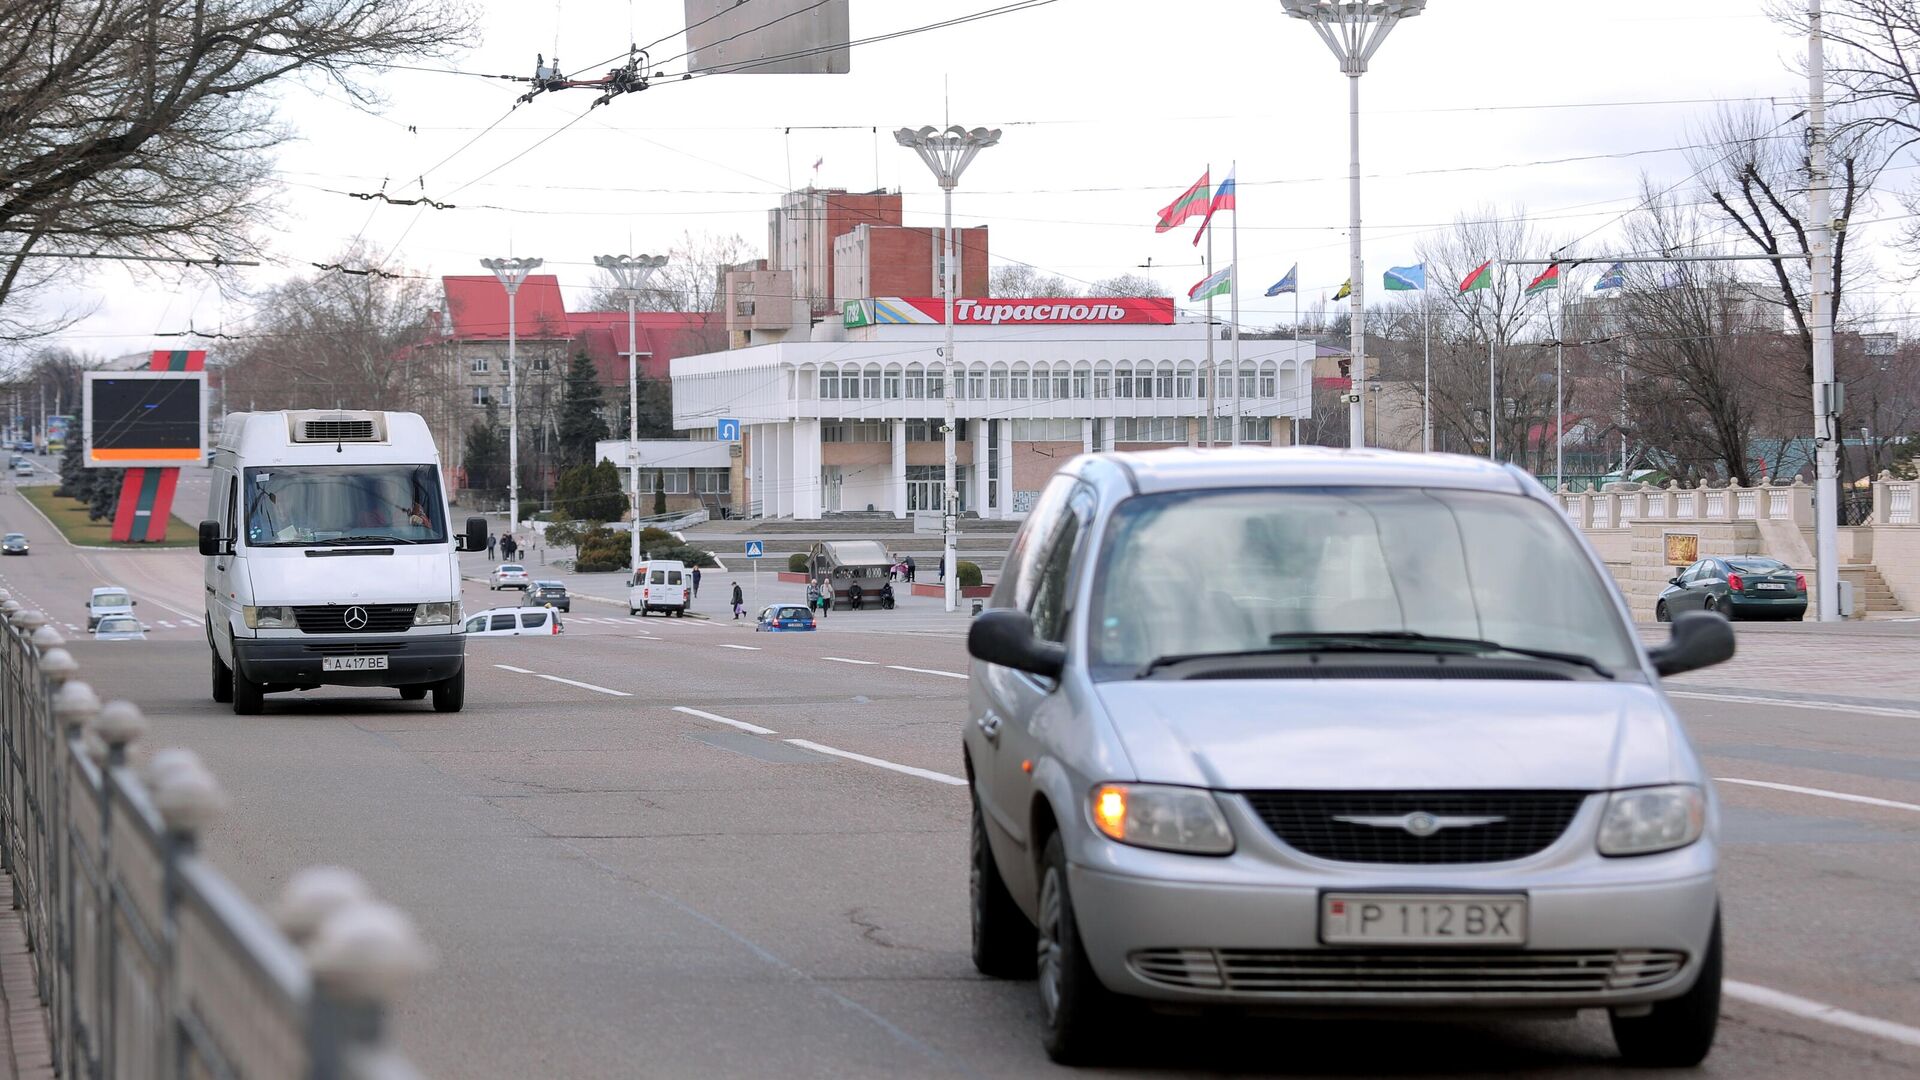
[244,465,446,546]
[1088,487,1639,678]
[91,591,130,608]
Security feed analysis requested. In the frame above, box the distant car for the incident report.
[755,604,816,632]
[1656,556,1807,622]
[90,615,147,640]
[86,586,134,630]
[489,564,531,590]
[463,606,563,637]
[521,580,570,612]
[12,461,31,477]
[1,533,26,556]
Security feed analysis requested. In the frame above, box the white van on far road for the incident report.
[199,410,488,715]
[627,559,689,617]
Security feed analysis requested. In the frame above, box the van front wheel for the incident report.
[211,651,233,703]
[231,654,263,716]
[433,668,465,713]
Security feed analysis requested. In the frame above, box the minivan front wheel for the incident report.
[1036,832,1119,1064]
[970,792,1035,978]
[231,651,263,716]
[432,668,465,713]
[1611,913,1721,1067]
[211,651,233,703]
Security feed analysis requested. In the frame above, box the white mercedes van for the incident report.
[199,411,487,714]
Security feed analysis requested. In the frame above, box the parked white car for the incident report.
[463,606,563,636]
[489,564,531,590]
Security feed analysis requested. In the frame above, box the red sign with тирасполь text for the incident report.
[853,296,1175,327]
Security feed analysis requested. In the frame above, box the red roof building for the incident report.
[440,274,574,341]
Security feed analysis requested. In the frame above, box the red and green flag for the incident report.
[1458,259,1493,293]
[1525,263,1561,295]
[1156,170,1211,233]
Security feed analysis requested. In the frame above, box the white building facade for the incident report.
[670,298,1315,520]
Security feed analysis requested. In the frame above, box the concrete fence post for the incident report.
[279,867,434,1080]
[148,747,226,1078]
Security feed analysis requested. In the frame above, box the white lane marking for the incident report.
[1725,980,1920,1050]
[715,643,761,651]
[493,664,535,674]
[1716,777,1920,815]
[156,620,176,628]
[1669,690,1920,719]
[533,673,631,697]
[888,664,969,680]
[180,617,201,627]
[821,656,876,666]
[63,624,79,632]
[783,739,967,786]
[673,706,776,736]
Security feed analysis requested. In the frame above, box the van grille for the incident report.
[1127,948,1686,997]
[302,642,409,655]
[1242,790,1588,864]
[303,419,375,441]
[291,605,415,634]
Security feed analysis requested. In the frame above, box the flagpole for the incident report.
[1422,277,1431,453]
[1293,281,1302,446]
[1554,273,1565,492]
[1488,284,1497,462]
[1204,163,1216,450]
[1230,160,1242,448]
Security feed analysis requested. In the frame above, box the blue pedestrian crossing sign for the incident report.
[744,540,765,559]
[717,418,741,441]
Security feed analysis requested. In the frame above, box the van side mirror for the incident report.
[455,516,488,552]
[1648,610,1735,677]
[968,609,1065,680]
[197,520,228,557]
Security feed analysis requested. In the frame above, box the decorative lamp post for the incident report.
[894,124,1001,613]
[480,257,543,536]
[1279,0,1426,448]
[593,253,670,572]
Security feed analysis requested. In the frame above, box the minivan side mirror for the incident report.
[197,519,229,557]
[1648,610,1735,677]
[455,516,488,552]
[968,608,1065,680]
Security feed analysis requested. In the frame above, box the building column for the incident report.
[972,419,990,517]
[1186,417,1199,448]
[996,422,1014,519]
[792,418,823,519]
[1081,418,1094,456]
[891,420,907,519]
[764,424,784,518]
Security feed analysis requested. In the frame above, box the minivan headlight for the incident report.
[413,602,460,626]
[1598,784,1705,856]
[1090,783,1234,855]
[242,605,293,629]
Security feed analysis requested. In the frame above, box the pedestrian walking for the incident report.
[905,554,916,583]
[730,581,745,620]
[487,533,497,559]
[690,566,702,598]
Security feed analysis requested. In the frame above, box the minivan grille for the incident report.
[291,605,416,634]
[303,419,375,441]
[1242,790,1587,864]
[302,642,409,655]
[1128,948,1686,997]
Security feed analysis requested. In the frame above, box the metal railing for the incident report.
[0,594,432,1079]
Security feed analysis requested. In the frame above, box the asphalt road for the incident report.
[2,478,1917,1078]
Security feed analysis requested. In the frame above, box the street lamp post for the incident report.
[480,256,543,540]
[594,253,670,572]
[895,124,1001,613]
[1281,0,1426,449]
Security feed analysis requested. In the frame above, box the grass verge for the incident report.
[18,484,199,548]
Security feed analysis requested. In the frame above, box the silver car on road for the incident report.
[963,448,1735,1067]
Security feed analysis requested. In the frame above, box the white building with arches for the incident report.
[670,297,1316,520]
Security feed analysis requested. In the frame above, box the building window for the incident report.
[1260,366,1277,398]
[905,365,925,399]
[1176,365,1194,399]
[470,356,489,374]
[927,369,944,399]
[533,355,551,372]
[1156,365,1175,399]
[841,370,859,399]
[863,366,882,400]
[1010,367,1029,400]
[1240,367,1257,399]
[662,470,691,495]
[1071,369,1089,399]
[990,366,1008,399]
[471,386,491,406]
[1054,371,1071,399]
[636,470,655,493]
[1137,367,1155,399]
[1092,368,1109,399]
[824,422,889,443]
[1114,364,1133,399]
[968,369,986,399]
[1242,417,1272,442]
[1031,366,1051,400]
[1009,419,1080,441]
[695,468,730,495]
[884,367,902,399]
[1114,417,1182,443]
[820,368,840,399]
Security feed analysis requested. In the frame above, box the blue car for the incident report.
[755,604,817,632]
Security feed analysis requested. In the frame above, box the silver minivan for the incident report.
[964,448,1734,1066]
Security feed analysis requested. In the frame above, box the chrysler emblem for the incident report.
[1332,811,1506,837]
[342,606,369,631]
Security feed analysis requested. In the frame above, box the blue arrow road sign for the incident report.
[717,418,741,441]
[744,540,764,559]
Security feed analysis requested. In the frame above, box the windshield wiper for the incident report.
[1136,632,1613,679]
[309,534,420,546]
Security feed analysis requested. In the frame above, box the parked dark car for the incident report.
[520,580,571,612]
[1656,556,1806,622]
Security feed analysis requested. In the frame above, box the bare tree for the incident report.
[0,0,474,341]
[1087,273,1162,297]
[989,264,1076,297]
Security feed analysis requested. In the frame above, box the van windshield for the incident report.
[244,465,446,547]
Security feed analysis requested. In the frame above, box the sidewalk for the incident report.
[0,872,54,1080]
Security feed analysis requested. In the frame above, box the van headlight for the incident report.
[413,602,460,626]
[1090,783,1234,855]
[242,605,293,629]
[1598,785,1705,856]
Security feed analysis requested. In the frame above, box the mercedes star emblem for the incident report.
[342,606,369,631]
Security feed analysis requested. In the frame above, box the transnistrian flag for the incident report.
[1265,264,1298,297]
[1593,262,1626,291]
[1193,166,1236,246]
[1156,170,1211,233]
[1524,263,1561,295]
[1459,259,1493,292]
[1333,279,1352,301]
[1383,264,1426,291]
[1189,264,1233,301]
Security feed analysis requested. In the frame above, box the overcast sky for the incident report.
[38,0,1853,359]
